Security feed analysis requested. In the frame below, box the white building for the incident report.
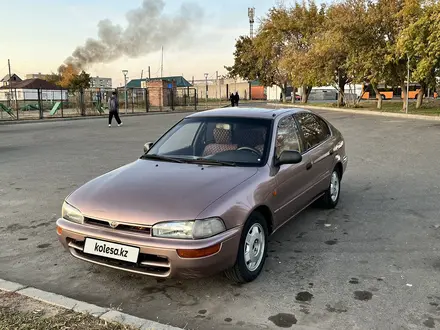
[0,78,68,102]
[90,76,112,89]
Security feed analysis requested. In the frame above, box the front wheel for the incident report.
[224,213,268,283]
[318,168,341,209]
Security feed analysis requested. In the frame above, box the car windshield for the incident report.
[145,116,272,167]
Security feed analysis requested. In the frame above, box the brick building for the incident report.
[145,80,177,107]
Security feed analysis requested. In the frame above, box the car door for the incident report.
[272,115,314,228]
[295,112,334,197]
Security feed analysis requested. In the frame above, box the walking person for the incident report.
[235,91,240,106]
[108,91,123,127]
[230,93,235,107]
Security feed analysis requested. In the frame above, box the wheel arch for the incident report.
[250,205,274,235]
[334,161,343,180]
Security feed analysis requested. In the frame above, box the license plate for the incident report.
[83,238,139,263]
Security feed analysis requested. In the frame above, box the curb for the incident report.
[0,110,198,126]
[0,278,183,330]
[266,103,440,121]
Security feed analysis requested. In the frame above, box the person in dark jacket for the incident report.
[108,91,122,127]
[230,93,235,107]
[235,92,240,106]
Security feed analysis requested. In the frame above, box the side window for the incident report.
[275,115,302,158]
[295,113,330,151]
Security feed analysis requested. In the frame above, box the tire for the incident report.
[381,94,386,100]
[224,212,268,283]
[318,167,341,209]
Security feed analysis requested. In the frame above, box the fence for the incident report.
[0,87,198,121]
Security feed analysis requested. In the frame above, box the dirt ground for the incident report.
[0,290,138,330]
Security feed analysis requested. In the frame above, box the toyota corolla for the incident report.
[56,107,347,283]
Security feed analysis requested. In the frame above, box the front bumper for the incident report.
[56,218,241,279]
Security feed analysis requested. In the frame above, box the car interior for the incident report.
[155,120,270,164]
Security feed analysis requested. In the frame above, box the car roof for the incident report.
[186,107,312,120]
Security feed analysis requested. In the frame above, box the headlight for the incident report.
[152,218,226,239]
[61,201,84,224]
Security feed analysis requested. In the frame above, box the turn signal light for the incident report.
[177,243,221,258]
[56,226,63,235]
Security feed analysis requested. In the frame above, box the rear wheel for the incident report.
[318,168,341,209]
[224,212,268,283]
[381,94,386,100]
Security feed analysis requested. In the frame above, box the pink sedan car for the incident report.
[57,107,347,283]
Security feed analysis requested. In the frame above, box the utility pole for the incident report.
[216,71,219,106]
[122,70,128,114]
[406,55,410,114]
[161,46,164,78]
[248,8,255,39]
[204,73,209,109]
[140,70,143,79]
[8,59,12,109]
[148,66,151,80]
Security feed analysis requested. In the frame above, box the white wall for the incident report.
[0,89,68,101]
[266,85,282,101]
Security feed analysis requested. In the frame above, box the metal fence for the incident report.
[0,87,198,121]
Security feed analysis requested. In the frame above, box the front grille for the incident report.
[84,217,151,235]
[67,239,170,277]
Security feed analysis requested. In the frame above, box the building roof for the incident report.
[0,78,62,90]
[127,76,192,88]
[1,73,22,82]
[187,107,309,119]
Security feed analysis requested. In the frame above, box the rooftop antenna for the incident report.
[248,7,255,39]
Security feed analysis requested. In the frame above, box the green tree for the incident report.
[226,8,291,102]
[69,71,91,92]
[224,36,259,81]
[279,1,326,103]
[304,0,368,107]
[397,1,440,108]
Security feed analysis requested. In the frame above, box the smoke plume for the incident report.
[64,0,203,69]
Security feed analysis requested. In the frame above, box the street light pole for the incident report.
[406,56,410,114]
[204,73,208,109]
[122,70,128,114]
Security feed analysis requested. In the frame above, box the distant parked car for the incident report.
[57,107,348,283]
[285,94,301,101]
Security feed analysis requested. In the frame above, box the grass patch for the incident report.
[290,99,440,116]
[0,291,139,330]
[0,307,140,330]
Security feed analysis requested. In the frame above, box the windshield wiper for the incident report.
[140,154,185,163]
[187,158,237,167]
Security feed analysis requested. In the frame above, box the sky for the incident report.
[0,0,283,87]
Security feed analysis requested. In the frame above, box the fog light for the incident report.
[56,226,63,235]
[177,243,221,258]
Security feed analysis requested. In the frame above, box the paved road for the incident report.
[1,108,440,330]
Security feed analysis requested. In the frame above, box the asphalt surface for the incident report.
[1,107,440,330]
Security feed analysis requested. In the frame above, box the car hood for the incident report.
[67,159,258,225]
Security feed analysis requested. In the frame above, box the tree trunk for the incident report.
[416,85,425,109]
[337,76,346,107]
[292,85,295,104]
[372,83,382,110]
[301,85,311,103]
[401,80,407,112]
[279,86,286,103]
[80,88,86,116]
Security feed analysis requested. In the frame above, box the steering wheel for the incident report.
[237,146,261,156]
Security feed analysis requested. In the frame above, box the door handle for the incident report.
[306,162,313,170]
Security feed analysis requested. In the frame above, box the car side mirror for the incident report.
[276,150,302,166]
[143,142,154,153]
